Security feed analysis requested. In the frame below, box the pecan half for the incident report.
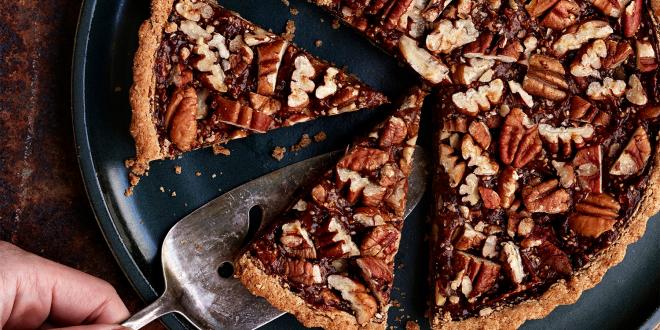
[522,179,571,213]
[327,275,378,325]
[499,108,542,168]
[280,221,317,259]
[522,55,568,101]
[610,126,651,176]
[568,193,620,237]
[360,225,400,263]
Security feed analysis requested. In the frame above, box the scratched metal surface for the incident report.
[0,1,164,329]
[71,0,660,330]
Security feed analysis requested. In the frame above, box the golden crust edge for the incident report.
[432,146,660,330]
[236,254,387,330]
[128,0,174,175]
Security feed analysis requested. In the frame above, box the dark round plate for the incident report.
[72,0,660,329]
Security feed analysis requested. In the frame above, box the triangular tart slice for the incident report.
[237,87,428,329]
[128,0,388,186]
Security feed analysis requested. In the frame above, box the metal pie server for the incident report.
[121,147,429,330]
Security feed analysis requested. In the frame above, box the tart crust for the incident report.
[128,0,174,176]
[433,150,660,329]
[237,254,387,330]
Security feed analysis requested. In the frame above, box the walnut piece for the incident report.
[425,19,479,54]
[452,79,504,116]
[568,193,620,237]
[522,55,568,101]
[552,20,613,56]
[399,35,451,84]
[327,275,378,325]
[610,126,651,176]
[280,221,317,259]
[522,179,571,213]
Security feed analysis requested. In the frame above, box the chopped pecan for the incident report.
[452,79,505,116]
[256,40,288,96]
[498,167,519,209]
[379,116,408,148]
[426,19,479,54]
[462,135,500,175]
[522,55,568,101]
[283,259,324,285]
[399,35,451,84]
[439,144,467,188]
[610,126,651,176]
[573,145,603,193]
[588,0,622,16]
[459,173,481,205]
[586,77,626,100]
[280,221,317,259]
[499,108,542,168]
[552,160,576,188]
[541,0,581,30]
[168,87,198,151]
[522,179,571,213]
[538,124,594,157]
[568,193,620,237]
[635,40,658,72]
[360,225,400,263]
[356,256,393,306]
[623,0,643,36]
[570,39,607,78]
[468,121,492,149]
[601,40,632,69]
[338,147,389,172]
[353,207,391,227]
[552,20,613,56]
[452,252,501,298]
[569,96,611,126]
[479,187,501,209]
[327,275,378,325]
[626,74,648,106]
[453,223,487,250]
[501,241,525,284]
[316,217,360,258]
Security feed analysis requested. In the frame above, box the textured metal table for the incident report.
[0,1,163,328]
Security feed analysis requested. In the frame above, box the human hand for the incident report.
[0,241,130,330]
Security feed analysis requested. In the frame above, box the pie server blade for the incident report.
[121,147,429,330]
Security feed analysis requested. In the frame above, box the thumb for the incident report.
[51,325,130,330]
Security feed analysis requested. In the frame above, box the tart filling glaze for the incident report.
[312,0,660,328]
[237,87,427,330]
[128,0,387,185]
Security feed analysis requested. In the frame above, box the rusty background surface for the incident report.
[0,0,163,328]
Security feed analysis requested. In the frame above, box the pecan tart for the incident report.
[236,87,427,330]
[313,0,660,327]
[128,0,388,187]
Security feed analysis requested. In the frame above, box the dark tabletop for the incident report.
[0,1,163,328]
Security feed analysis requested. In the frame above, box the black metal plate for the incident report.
[72,0,660,329]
